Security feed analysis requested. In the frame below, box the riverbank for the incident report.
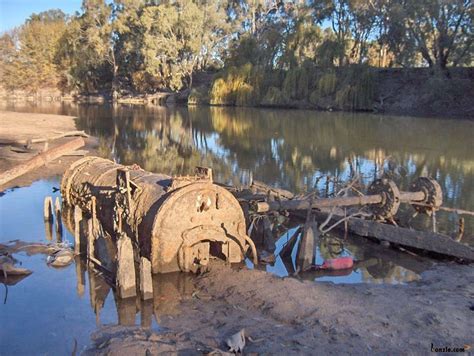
[190,67,474,119]
[85,263,474,354]
[1,67,473,119]
[0,111,98,191]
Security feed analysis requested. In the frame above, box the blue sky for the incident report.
[0,0,82,33]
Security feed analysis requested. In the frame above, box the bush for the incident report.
[209,63,263,106]
[188,85,210,105]
[261,86,288,106]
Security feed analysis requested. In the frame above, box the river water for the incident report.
[1,102,473,354]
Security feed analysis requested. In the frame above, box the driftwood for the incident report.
[309,211,474,262]
[0,137,85,187]
[0,130,88,146]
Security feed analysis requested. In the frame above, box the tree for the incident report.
[394,0,472,69]
[0,10,68,92]
[60,0,115,93]
[140,0,232,91]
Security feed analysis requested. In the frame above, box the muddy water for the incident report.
[1,102,473,353]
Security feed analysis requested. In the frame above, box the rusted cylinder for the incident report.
[61,157,252,274]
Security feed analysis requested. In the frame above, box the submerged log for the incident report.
[309,211,474,262]
[0,137,85,188]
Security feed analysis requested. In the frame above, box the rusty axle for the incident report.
[254,177,441,220]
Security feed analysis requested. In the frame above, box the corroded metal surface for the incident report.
[61,157,252,274]
[367,178,401,220]
[409,177,443,216]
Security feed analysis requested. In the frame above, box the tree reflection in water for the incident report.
[2,101,473,285]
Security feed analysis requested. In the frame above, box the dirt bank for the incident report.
[0,111,98,191]
[189,67,474,119]
[85,263,473,354]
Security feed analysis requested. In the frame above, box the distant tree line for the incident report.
[0,0,472,95]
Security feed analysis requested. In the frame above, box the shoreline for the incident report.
[84,263,474,354]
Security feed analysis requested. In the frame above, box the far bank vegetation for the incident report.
[0,0,472,112]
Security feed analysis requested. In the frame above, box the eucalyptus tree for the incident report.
[139,0,233,91]
[0,10,68,91]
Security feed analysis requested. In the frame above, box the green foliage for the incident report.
[261,86,288,106]
[1,0,471,98]
[188,85,210,105]
[282,66,311,100]
[334,66,376,111]
[317,70,338,97]
[209,63,263,106]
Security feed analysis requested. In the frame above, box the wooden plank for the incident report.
[0,137,85,187]
[309,211,474,262]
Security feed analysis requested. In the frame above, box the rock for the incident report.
[0,256,32,275]
[226,329,245,353]
[47,249,74,267]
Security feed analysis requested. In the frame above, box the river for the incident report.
[1,102,473,354]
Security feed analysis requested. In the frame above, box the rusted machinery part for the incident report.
[242,233,258,266]
[61,156,253,274]
[367,179,401,220]
[409,177,443,216]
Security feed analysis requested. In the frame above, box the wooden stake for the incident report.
[116,234,137,299]
[139,257,153,300]
[73,206,83,254]
[54,197,62,241]
[296,215,318,272]
[43,196,53,222]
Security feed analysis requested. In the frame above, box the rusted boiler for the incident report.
[61,157,255,274]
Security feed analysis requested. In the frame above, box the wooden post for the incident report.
[43,197,53,222]
[116,234,137,299]
[87,219,95,263]
[139,257,153,300]
[296,215,318,272]
[54,197,62,242]
[73,206,83,254]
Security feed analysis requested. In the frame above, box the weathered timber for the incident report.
[296,216,318,271]
[0,130,88,146]
[116,234,137,299]
[0,137,85,187]
[73,206,83,254]
[309,211,474,262]
[250,180,295,200]
[43,197,53,222]
[54,197,62,241]
[139,257,153,300]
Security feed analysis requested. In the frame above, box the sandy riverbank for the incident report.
[84,263,473,354]
[0,111,98,191]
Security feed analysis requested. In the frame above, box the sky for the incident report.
[0,0,82,33]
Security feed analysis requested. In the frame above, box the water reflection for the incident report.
[74,254,195,328]
[2,101,473,241]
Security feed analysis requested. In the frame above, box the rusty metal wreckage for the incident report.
[58,156,473,299]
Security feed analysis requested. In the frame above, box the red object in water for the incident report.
[320,257,354,270]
